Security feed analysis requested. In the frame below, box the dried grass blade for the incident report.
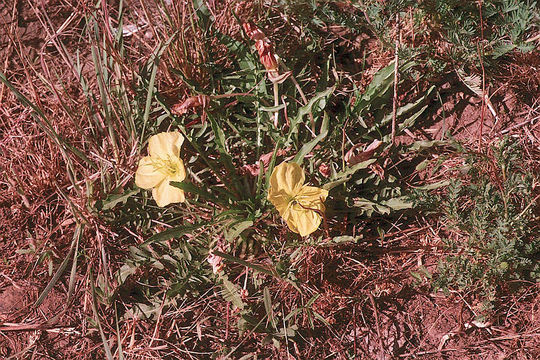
[34,225,82,308]
[90,269,115,360]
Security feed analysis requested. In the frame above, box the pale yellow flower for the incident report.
[267,162,328,237]
[135,132,186,207]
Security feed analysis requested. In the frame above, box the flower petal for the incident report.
[285,204,322,237]
[148,132,184,158]
[285,186,327,237]
[135,156,167,189]
[296,186,328,206]
[152,179,185,207]
[267,189,292,217]
[269,162,305,197]
[169,158,187,183]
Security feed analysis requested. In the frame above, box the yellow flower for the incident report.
[267,162,328,237]
[135,132,186,207]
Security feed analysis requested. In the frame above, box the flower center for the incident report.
[152,156,180,176]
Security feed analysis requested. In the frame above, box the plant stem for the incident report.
[273,81,279,127]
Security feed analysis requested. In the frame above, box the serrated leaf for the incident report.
[170,181,230,205]
[212,250,277,277]
[324,159,377,190]
[352,197,391,215]
[354,61,415,115]
[330,236,360,245]
[144,222,208,244]
[381,197,413,210]
[416,159,429,171]
[409,140,447,151]
[293,131,328,164]
[99,189,139,210]
[225,220,253,242]
[221,276,245,310]
[413,180,450,190]
[288,87,334,139]
[456,69,483,97]
[378,86,435,132]
[118,263,137,284]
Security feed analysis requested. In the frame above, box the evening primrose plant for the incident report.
[106,0,437,344]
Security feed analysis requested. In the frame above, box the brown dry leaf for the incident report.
[171,95,211,115]
[242,21,286,83]
[319,163,331,178]
[344,139,382,165]
[369,163,385,180]
[240,149,289,176]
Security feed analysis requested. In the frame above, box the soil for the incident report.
[0,282,73,358]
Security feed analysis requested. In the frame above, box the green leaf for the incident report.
[352,197,391,215]
[378,85,435,132]
[35,225,83,307]
[98,189,139,210]
[144,222,208,244]
[381,196,413,210]
[208,115,236,173]
[220,276,245,310]
[491,43,516,59]
[263,287,276,330]
[324,159,377,190]
[89,269,115,360]
[170,181,231,205]
[354,61,415,115]
[225,220,254,242]
[415,159,429,171]
[293,130,328,164]
[330,236,360,245]
[409,140,447,151]
[140,35,177,141]
[213,250,277,277]
[288,87,334,139]
[413,180,450,191]
[0,72,97,170]
[265,140,282,190]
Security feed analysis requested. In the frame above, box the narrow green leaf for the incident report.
[293,131,328,164]
[265,140,282,190]
[263,287,276,330]
[213,250,277,277]
[66,224,83,305]
[0,72,96,169]
[115,302,124,360]
[144,222,208,244]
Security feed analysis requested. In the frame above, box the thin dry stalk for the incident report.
[391,13,400,145]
